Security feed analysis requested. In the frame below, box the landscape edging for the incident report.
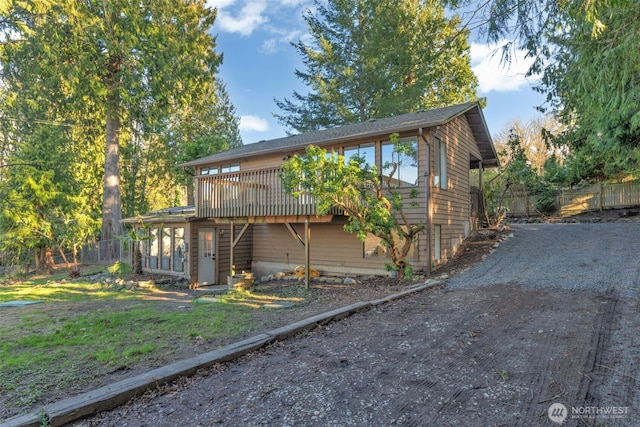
[1,280,441,427]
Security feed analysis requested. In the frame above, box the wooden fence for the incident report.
[505,182,640,217]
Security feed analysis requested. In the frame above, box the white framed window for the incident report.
[161,227,171,270]
[434,225,442,260]
[201,163,240,175]
[149,228,159,269]
[221,163,240,173]
[173,227,185,272]
[200,166,218,175]
[433,138,447,190]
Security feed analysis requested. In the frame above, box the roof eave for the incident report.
[177,117,457,169]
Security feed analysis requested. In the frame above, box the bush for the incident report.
[535,191,557,215]
[108,261,132,277]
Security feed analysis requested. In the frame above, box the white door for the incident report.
[198,229,216,285]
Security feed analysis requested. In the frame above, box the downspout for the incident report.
[419,127,432,272]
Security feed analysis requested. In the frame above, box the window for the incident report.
[364,234,389,259]
[433,138,447,190]
[221,163,240,173]
[149,228,159,269]
[363,230,417,260]
[434,225,442,260]
[161,227,171,270]
[382,139,418,187]
[201,164,240,175]
[138,236,148,268]
[173,228,185,272]
[344,143,375,167]
[201,166,218,175]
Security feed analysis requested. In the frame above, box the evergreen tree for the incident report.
[275,0,479,133]
[463,0,640,180]
[0,0,235,255]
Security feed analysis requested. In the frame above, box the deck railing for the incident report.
[195,167,343,218]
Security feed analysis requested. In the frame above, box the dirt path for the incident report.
[80,223,640,427]
[82,284,636,426]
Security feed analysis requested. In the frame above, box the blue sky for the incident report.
[207,0,546,144]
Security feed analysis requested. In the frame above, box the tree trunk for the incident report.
[133,241,143,275]
[101,99,123,260]
[186,175,195,207]
[34,247,43,272]
[44,247,54,275]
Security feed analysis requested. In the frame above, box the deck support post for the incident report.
[283,219,311,289]
[229,221,251,278]
[229,221,234,277]
[305,217,310,289]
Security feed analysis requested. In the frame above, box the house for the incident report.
[123,102,498,286]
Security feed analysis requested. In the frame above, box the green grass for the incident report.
[0,275,305,419]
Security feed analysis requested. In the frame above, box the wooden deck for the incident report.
[195,167,344,219]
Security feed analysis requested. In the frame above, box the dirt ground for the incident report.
[0,228,507,424]
[7,216,640,426]
[76,217,640,427]
[82,283,633,427]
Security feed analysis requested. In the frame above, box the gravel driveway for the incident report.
[448,223,640,295]
[81,223,640,427]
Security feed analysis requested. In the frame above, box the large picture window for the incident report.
[343,143,375,167]
[149,228,159,269]
[382,139,418,187]
[173,228,185,272]
[433,138,447,190]
[161,227,171,270]
[364,231,418,260]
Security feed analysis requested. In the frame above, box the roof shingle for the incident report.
[178,102,497,168]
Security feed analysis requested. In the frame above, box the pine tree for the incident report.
[275,0,479,133]
[0,0,235,257]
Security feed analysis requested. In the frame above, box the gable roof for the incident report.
[179,102,498,168]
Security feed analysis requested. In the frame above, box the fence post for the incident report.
[599,182,604,211]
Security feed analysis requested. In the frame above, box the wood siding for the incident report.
[189,219,253,285]
[251,220,391,277]
[191,113,489,275]
[429,116,481,268]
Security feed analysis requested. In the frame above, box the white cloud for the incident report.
[240,115,270,132]
[258,27,303,53]
[207,0,269,37]
[471,41,539,93]
[259,38,279,54]
[206,0,235,8]
[208,0,311,49]
[278,0,304,5]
